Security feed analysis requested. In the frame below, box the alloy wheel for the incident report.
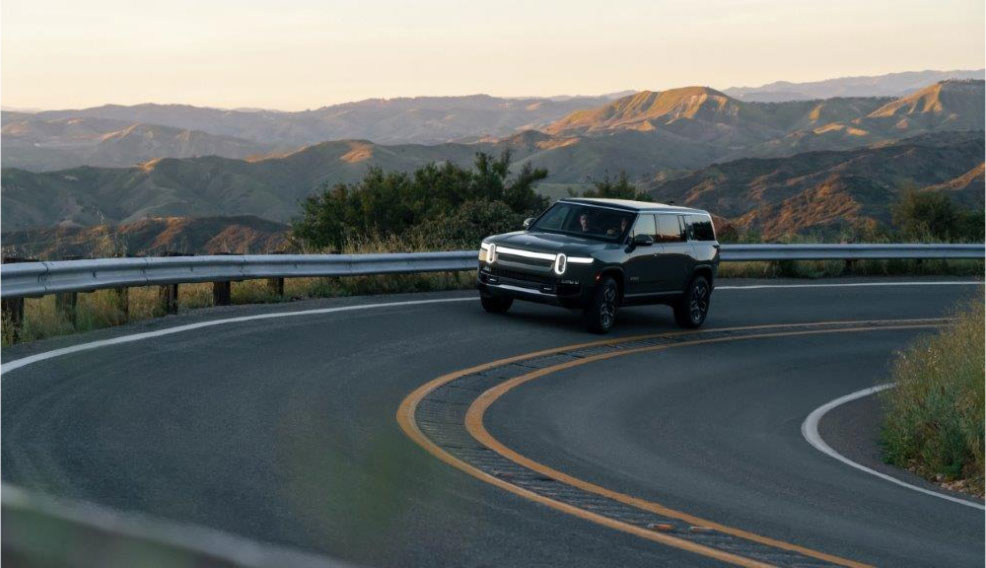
[689,281,709,324]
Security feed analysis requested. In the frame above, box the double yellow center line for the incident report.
[398,319,946,567]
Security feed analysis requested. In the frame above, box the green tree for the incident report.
[293,151,548,251]
[892,190,959,242]
[581,172,651,201]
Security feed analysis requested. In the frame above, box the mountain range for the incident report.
[2,93,623,160]
[3,69,981,172]
[0,116,280,171]
[1,72,983,251]
[723,69,984,102]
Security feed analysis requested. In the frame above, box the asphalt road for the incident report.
[2,277,983,567]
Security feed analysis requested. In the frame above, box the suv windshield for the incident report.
[529,202,636,241]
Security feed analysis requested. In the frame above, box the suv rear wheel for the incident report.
[674,275,710,328]
[584,276,619,334]
[480,293,513,314]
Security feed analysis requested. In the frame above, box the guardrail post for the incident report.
[158,284,179,315]
[843,259,856,274]
[2,257,38,341]
[116,288,129,322]
[213,281,232,306]
[2,297,25,342]
[267,277,284,297]
[55,291,78,326]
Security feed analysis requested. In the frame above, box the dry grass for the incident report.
[2,271,473,346]
[718,258,983,279]
[881,295,985,496]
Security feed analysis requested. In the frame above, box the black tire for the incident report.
[584,276,619,334]
[674,275,711,328]
[480,293,513,314]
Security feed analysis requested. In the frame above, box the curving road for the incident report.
[2,277,983,567]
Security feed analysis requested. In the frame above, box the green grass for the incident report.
[881,295,985,496]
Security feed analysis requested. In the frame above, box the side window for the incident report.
[655,215,685,243]
[630,214,656,240]
[685,215,716,241]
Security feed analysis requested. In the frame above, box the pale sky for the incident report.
[2,0,983,111]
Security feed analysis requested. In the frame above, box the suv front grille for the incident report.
[491,267,555,286]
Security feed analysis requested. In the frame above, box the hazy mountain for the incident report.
[22,94,622,148]
[649,131,985,239]
[724,69,984,102]
[1,215,291,259]
[1,115,280,171]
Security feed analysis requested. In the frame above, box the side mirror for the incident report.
[523,217,535,229]
[632,234,654,246]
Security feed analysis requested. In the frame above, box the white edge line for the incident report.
[1,297,474,374]
[801,384,986,510]
[718,281,982,290]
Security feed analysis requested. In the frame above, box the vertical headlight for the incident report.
[487,243,497,264]
[553,253,567,275]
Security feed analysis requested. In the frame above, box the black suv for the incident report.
[477,198,720,333]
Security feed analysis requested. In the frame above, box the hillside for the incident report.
[649,131,985,239]
[2,129,748,231]
[545,87,788,143]
[547,81,984,160]
[1,116,279,171]
[1,216,291,259]
[0,139,496,231]
[23,94,624,148]
[724,69,984,101]
[862,80,985,131]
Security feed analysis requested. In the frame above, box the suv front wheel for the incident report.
[481,292,513,314]
[674,275,711,328]
[584,276,619,334]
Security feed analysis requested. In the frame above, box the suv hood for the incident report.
[489,231,609,256]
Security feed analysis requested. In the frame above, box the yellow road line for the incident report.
[398,320,943,568]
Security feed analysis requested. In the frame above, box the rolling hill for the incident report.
[648,131,985,239]
[1,115,280,171]
[1,215,291,259]
[545,80,984,161]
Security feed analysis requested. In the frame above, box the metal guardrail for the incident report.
[0,251,477,299]
[719,243,986,262]
[1,244,983,299]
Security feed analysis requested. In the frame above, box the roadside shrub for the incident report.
[881,295,985,494]
[578,172,651,201]
[292,151,548,251]
[892,190,984,243]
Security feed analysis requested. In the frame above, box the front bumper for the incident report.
[476,263,590,308]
